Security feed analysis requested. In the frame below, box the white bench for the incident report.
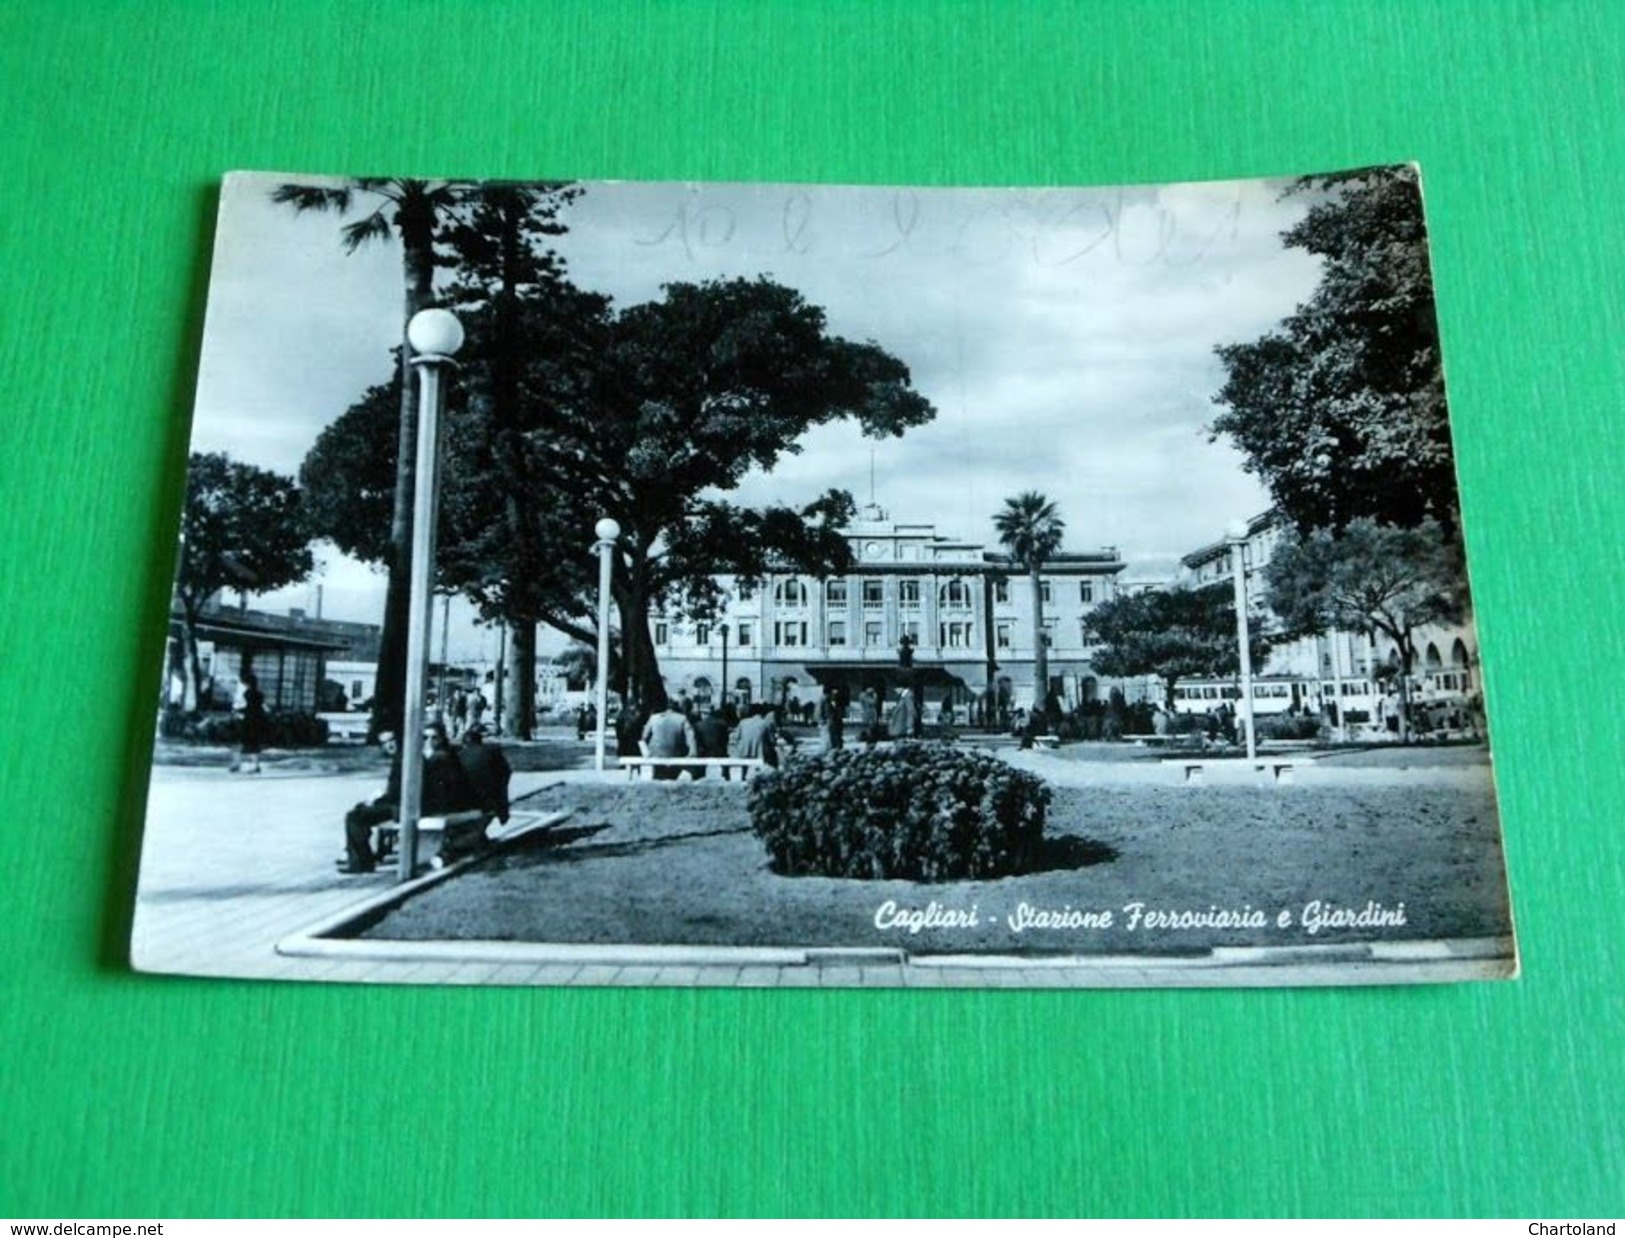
[375,810,487,863]
[620,756,766,782]
[1164,758,1300,784]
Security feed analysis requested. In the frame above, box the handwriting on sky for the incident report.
[636,188,1245,269]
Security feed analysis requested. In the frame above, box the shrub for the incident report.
[747,742,1051,881]
[158,709,331,748]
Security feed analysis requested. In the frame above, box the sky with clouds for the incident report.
[190,172,1322,659]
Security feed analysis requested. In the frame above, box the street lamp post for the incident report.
[592,517,620,772]
[718,622,730,714]
[397,308,464,881]
[1226,520,1258,764]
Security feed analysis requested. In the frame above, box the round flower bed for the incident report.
[747,741,1051,881]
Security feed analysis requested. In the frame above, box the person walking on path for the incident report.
[232,670,266,774]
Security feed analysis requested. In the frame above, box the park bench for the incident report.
[375,810,487,864]
[620,756,767,782]
[1164,758,1300,784]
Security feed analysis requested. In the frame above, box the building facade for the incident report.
[648,504,1126,715]
[1176,511,1481,730]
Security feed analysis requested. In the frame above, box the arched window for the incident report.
[939,578,971,609]
[1425,642,1443,669]
[1452,638,1470,668]
[774,579,809,608]
[691,677,713,706]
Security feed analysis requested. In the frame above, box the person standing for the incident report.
[233,670,266,773]
[448,687,468,739]
[820,684,849,752]
[859,685,880,745]
[887,686,918,740]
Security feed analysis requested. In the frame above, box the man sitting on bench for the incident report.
[339,731,400,874]
[641,700,700,780]
[443,723,510,863]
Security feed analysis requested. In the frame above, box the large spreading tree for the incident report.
[173,452,313,708]
[1086,581,1273,709]
[1264,518,1468,742]
[546,277,935,709]
[1211,164,1457,534]
[304,273,936,711]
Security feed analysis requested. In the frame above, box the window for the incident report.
[736,622,753,648]
[775,621,807,647]
[828,620,847,647]
[1079,580,1095,604]
[1040,580,1053,605]
[351,680,364,699]
[994,578,1010,604]
[826,579,848,606]
[996,622,1012,650]
[775,579,808,608]
[901,620,921,643]
[1040,619,1055,648]
[1078,618,1093,645]
[864,621,884,647]
[940,621,972,649]
[737,580,756,601]
[696,624,710,645]
[939,579,971,609]
[654,622,669,646]
[862,579,884,608]
[898,579,920,608]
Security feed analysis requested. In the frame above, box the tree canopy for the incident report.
[1264,517,1468,741]
[301,271,937,709]
[173,452,313,706]
[1211,165,1457,534]
[1087,581,1272,708]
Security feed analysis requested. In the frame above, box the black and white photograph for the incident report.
[130,167,1515,987]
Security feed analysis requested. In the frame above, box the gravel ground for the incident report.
[358,774,1512,956]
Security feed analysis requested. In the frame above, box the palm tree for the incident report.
[271,178,468,739]
[993,492,1066,718]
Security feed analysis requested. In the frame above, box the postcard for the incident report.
[130,166,1515,986]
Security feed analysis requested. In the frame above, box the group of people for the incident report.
[440,686,490,740]
[630,699,789,780]
[338,721,511,874]
[612,683,959,780]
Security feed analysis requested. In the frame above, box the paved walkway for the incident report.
[128,745,1508,989]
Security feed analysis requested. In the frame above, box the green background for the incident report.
[2,0,1620,1218]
